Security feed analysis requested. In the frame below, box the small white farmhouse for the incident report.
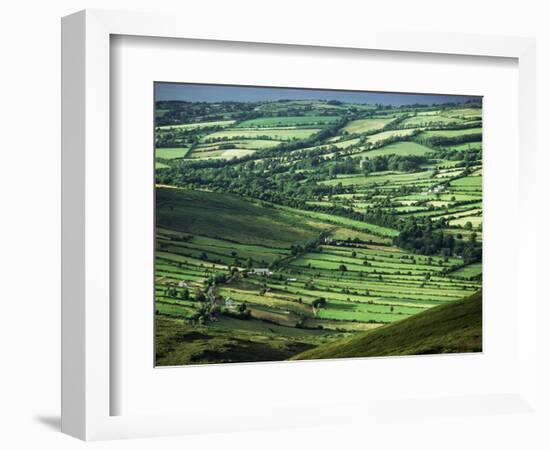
[248,268,273,276]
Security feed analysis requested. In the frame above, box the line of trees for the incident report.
[414,132,482,148]
[360,155,430,174]
[394,219,482,263]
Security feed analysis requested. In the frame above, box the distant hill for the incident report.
[291,291,482,360]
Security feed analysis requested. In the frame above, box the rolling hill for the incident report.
[291,291,482,360]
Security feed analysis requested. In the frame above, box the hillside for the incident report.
[291,291,482,360]
[156,186,328,248]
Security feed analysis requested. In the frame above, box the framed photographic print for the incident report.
[62,9,538,441]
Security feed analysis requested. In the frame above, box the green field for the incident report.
[158,120,235,130]
[202,128,320,142]
[442,108,482,119]
[341,118,393,134]
[421,127,482,138]
[366,129,417,143]
[187,139,284,159]
[449,262,482,279]
[157,187,326,248]
[189,148,256,160]
[156,147,190,159]
[399,114,463,127]
[291,291,482,360]
[442,142,482,151]
[354,141,432,158]
[154,89,483,365]
[236,116,341,128]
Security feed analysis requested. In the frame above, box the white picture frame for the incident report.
[61,9,538,441]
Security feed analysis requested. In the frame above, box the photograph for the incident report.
[154,83,483,366]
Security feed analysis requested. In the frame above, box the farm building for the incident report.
[427,185,445,194]
[248,268,273,276]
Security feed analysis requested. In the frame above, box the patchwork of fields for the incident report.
[154,95,483,365]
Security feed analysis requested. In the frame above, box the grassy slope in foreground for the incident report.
[291,291,482,360]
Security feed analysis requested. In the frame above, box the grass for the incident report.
[189,148,256,160]
[275,205,399,237]
[366,129,417,143]
[449,262,482,279]
[201,128,320,142]
[157,230,287,265]
[291,291,482,360]
[236,116,340,128]
[321,170,434,188]
[441,108,482,119]
[228,140,284,149]
[341,118,393,134]
[421,128,482,138]
[450,176,482,189]
[400,115,463,127]
[156,315,330,366]
[332,138,361,149]
[188,139,285,160]
[354,141,432,158]
[440,142,482,151]
[449,216,482,227]
[158,120,235,130]
[156,187,326,248]
[156,147,190,159]
[330,227,392,244]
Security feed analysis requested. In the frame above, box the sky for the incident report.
[155,82,480,106]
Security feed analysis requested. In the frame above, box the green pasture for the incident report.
[355,141,432,158]
[201,128,321,142]
[449,262,482,279]
[421,127,482,138]
[236,116,340,128]
[366,129,417,144]
[158,120,235,130]
[341,118,393,134]
[156,187,326,248]
[156,147,190,159]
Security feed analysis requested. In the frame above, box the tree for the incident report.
[312,297,327,309]
[339,264,348,272]
[180,289,189,300]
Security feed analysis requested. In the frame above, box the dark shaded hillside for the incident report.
[156,186,326,248]
[291,291,482,360]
